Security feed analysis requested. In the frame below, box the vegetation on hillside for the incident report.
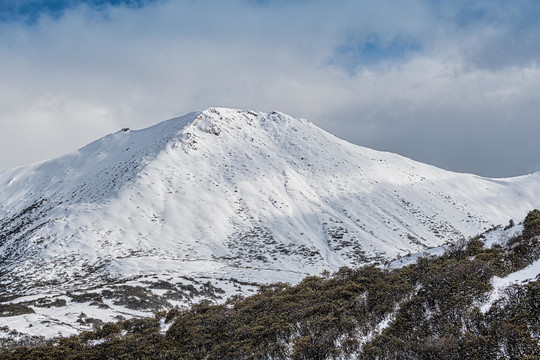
[1,210,539,360]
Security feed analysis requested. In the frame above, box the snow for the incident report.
[482,224,524,248]
[357,313,395,348]
[481,257,540,313]
[1,313,76,339]
[88,338,107,346]
[386,245,449,269]
[159,318,172,334]
[1,107,540,337]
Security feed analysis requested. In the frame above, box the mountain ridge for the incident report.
[1,107,540,337]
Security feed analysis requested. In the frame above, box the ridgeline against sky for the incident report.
[0,0,539,177]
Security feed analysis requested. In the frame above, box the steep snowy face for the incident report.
[0,112,197,209]
[1,108,540,296]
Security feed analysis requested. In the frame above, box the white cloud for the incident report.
[0,0,539,176]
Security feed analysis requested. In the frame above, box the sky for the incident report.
[0,0,539,177]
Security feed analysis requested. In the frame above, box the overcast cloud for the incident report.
[0,0,539,177]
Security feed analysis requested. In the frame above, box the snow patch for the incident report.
[481,257,540,313]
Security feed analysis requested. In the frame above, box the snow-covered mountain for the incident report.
[1,107,539,338]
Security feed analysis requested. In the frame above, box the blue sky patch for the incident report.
[0,0,155,23]
[333,34,422,73]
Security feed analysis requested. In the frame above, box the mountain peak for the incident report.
[1,108,540,338]
[1,109,300,209]
[189,107,298,135]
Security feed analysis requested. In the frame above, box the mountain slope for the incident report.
[2,211,539,358]
[1,107,539,336]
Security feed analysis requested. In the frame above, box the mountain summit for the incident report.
[1,108,539,337]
